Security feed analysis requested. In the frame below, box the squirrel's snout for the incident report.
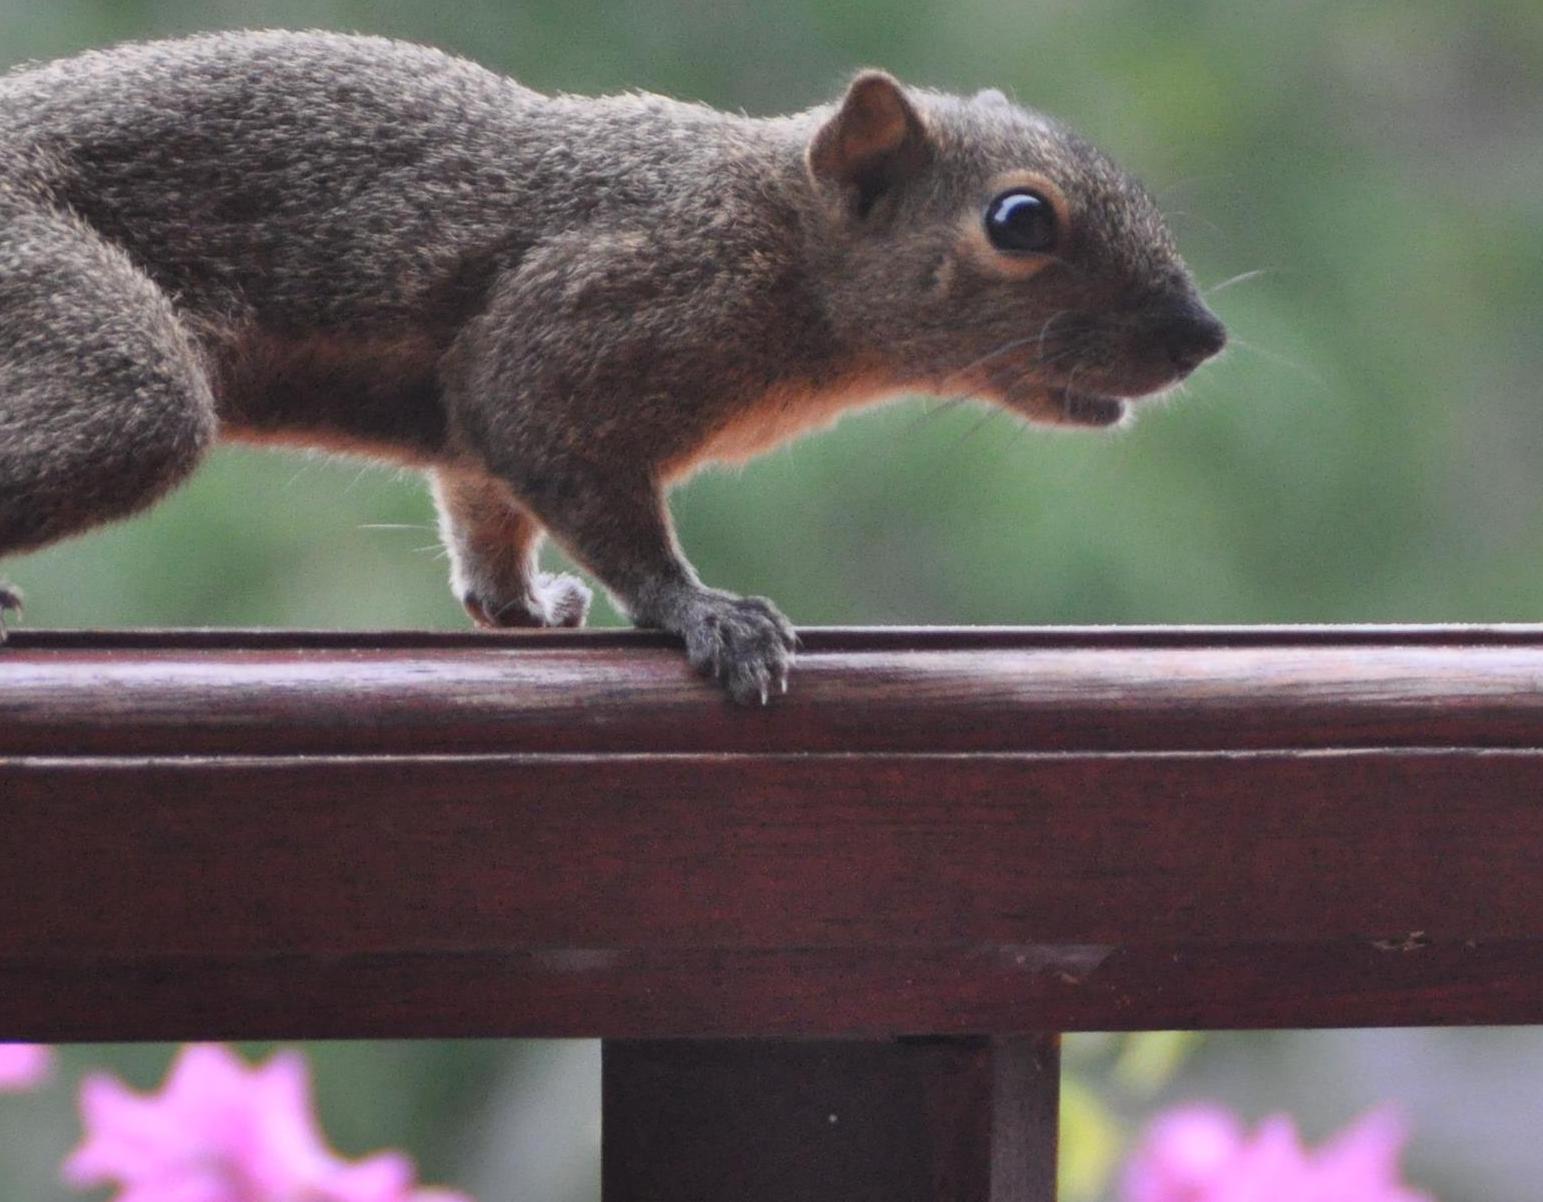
[1156,305,1228,375]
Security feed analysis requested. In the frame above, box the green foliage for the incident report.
[1060,1033,1205,1200]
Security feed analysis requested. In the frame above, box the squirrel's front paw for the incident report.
[681,592,798,706]
[463,572,592,629]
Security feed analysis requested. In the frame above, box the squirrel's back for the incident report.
[0,30,778,331]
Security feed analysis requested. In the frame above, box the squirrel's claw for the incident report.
[680,591,796,706]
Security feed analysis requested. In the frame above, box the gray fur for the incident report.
[0,31,1224,702]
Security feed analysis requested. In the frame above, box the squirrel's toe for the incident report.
[535,572,592,628]
[463,573,592,630]
[682,593,796,705]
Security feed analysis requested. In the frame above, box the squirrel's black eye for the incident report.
[984,189,1057,254]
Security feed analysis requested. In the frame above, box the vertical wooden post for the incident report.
[602,1035,1059,1202]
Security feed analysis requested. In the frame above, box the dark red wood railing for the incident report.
[4,626,1542,1200]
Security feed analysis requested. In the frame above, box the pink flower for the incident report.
[64,1043,474,1202]
[0,1042,53,1092]
[1122,1103,1435,1202]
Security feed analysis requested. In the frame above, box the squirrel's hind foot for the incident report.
[463,571,592,630]
[0,584,23,640]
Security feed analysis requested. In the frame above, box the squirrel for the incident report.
[0,30,1225,703]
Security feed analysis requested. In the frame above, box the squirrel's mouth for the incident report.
[966,367,1135,429]
[1058,389,1128,427]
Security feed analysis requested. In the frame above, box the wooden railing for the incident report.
[5,626,1542,1200]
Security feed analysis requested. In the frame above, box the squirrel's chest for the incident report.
[667,374,893,481]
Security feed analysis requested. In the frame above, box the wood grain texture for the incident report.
[6,625,1543,756]
[3,626,1542,1040]
[602,1036,1058,1202]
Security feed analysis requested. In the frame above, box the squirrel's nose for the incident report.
[1157,306,1227,374]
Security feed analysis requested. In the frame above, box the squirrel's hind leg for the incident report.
[431,469,592,629]
[0,204,218,610]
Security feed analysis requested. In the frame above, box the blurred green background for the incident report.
[2,1,1540,1199]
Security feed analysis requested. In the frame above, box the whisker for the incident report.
[848,403,1007,547]
[884,309,1103,461]
[914,305,1097,407]
[1163,210,1227,242]
[1227,336,1327,389]
[932,331,1048,396]
[908,343,1087,440]
[282,457,319,491]
[903,407,1011,497]
[1205,268,1271,297]
[1055,362,1085,406]
[908,399,1031,515]
[895,393,975,439]
[1035,309,1074,363]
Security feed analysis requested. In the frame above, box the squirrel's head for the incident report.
[802,71,1225,428]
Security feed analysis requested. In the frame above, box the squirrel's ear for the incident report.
[807,71,931,216]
